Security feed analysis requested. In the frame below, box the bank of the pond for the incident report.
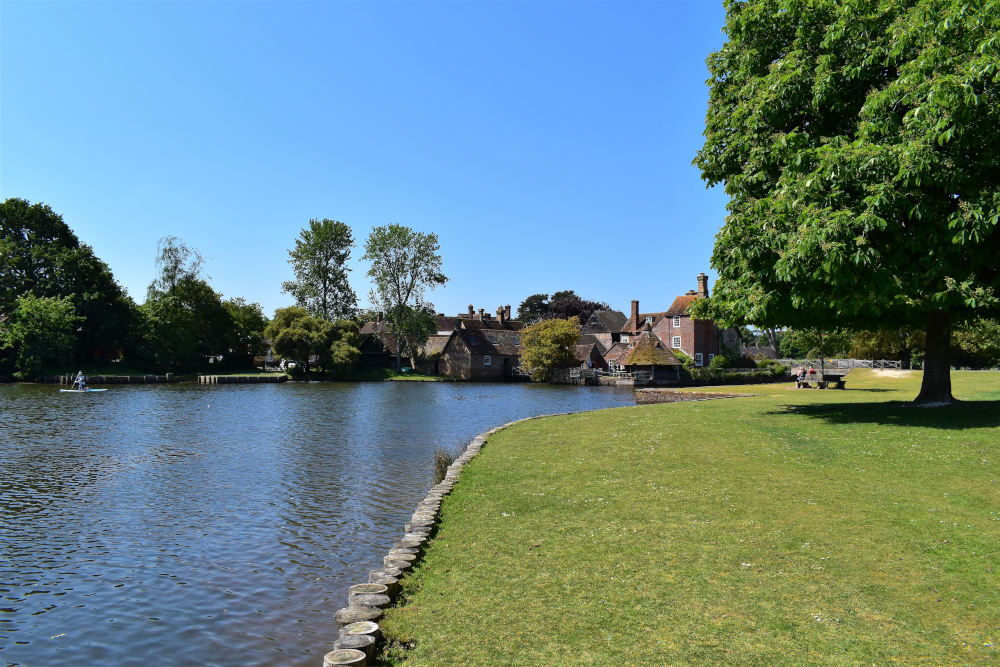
[379,370,1000,666]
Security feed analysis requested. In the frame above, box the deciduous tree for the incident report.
[0,293,83,379]
[519,318,582,381]
[362,224,447,369]
[692,0,1000,405]
[281,218,357,321]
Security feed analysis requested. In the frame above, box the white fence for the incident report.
[776,358,903,370]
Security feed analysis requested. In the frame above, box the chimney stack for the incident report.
[631,300,639,336]
[478,308,485,320]
[377,311,384,323]
[505,304,511,320]
[497,307,506,327]
[468,304,474,318]
[697,273,709,298]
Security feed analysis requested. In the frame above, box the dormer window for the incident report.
[644,316,653,324]
[673,315,681,327]
[621,335,630,344]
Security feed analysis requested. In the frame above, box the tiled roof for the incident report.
[461,319,525,332]
[574,343,600,363]
[602,342,631,363]
[624,331,681,367]
[666,295,700,317]
[582,310,627,334]
[619,311,670,334]
[414,334,453,361]
[578,334,607,355]
[454,328,522,356]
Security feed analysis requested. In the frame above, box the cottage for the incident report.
[622,326,682,381]
[574,335,608,371]
[361,303,525,380]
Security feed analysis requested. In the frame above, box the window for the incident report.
[671,336,681,348]
[709,353,715,362]
[673,315,681,327]
[621,335,629,344]
[468,336,476,345]
[488,335,498,344]
[512,336,520,345]
[484,355,492,366]
[645,316,653,324]
[695,353,703,367]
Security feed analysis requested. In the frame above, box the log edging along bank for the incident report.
[198,375,288,384]
[319,410,590,667]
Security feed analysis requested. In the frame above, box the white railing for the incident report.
[776,358,902,370]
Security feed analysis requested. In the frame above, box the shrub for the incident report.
[709,354,730,370]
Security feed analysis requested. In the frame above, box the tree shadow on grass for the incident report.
[770,400,1000,431]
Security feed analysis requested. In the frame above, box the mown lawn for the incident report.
[380,370,1000,666]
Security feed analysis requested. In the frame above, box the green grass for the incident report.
[379,370,1000,666]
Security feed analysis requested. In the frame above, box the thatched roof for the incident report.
[625,331,681,367]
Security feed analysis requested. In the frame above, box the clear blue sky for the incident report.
[2,0,729,319]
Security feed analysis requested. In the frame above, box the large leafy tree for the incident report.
[282,218,357,321]
[222,297,269,366]
[362,224,448,369]
[0,293,84,379]
[693,0,1000,405]
[0,198,135,361]
[519,317,582,381]
[264,306,359,376]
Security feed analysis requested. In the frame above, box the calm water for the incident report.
[0,381,633,667]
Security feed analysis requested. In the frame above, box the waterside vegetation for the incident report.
[380,369,1000,665]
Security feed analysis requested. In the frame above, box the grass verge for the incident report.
[379,370,1000,665]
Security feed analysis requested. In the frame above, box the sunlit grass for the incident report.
[379,370,1000,665]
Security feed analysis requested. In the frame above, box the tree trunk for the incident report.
[913,310,956,406]
[766,328,778,357]
[396,338,402,371]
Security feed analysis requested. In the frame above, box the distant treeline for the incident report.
[0,198,268,379]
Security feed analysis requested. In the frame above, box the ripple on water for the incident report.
[0,381,633,666]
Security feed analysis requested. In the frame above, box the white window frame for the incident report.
[673,315,681,327]
[645,316,653,324]
[695,353,703,367]
[671,336,681,349]
[621,335,629,344]
[484,355,492,366]
[709,353,715,362]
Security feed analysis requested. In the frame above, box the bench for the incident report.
[796,373,847,389]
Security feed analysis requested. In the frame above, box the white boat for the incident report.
[59,388,108,393]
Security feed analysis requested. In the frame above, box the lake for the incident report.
[0,381,634,667]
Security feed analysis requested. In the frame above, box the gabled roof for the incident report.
[619,311,670,334]
[414,334,454,361]
[574,342,602,363]
[624,331,681,367]
[582,310,627,334]
[578,333,607,355]
[461,319,525,332]
[602,342,631,363]
[666,295,700,317]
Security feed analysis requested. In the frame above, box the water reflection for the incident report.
[0,381,633,666]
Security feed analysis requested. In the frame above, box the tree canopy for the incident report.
[282,218,357,321]
[0,293,84,379]
[519,317,582,381]
[0,198,135,363]
[516,291,612,324]
[692,0,1000,404]
[264,306,360,376]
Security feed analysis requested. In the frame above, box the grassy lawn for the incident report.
[380,370,1000,666]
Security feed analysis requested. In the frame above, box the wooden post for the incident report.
[350,593,390,610]
[333,633,375,661]
[334,606,382,627]
[322,648,366,666]
[349,584,388,605]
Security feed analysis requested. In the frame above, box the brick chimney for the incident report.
[631,300,639,335]
[505,304,511,320]
[477,308,485,320]
[497,306,506,327]
[377,311,384,322]
[468,304,474,318]
[697,273,709,298]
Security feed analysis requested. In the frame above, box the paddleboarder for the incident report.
[74,371,87,390]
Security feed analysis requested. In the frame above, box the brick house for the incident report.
[574,335,609,371]
[579,310,627,350]
[623,326,682,380]
[609,273,722,368]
